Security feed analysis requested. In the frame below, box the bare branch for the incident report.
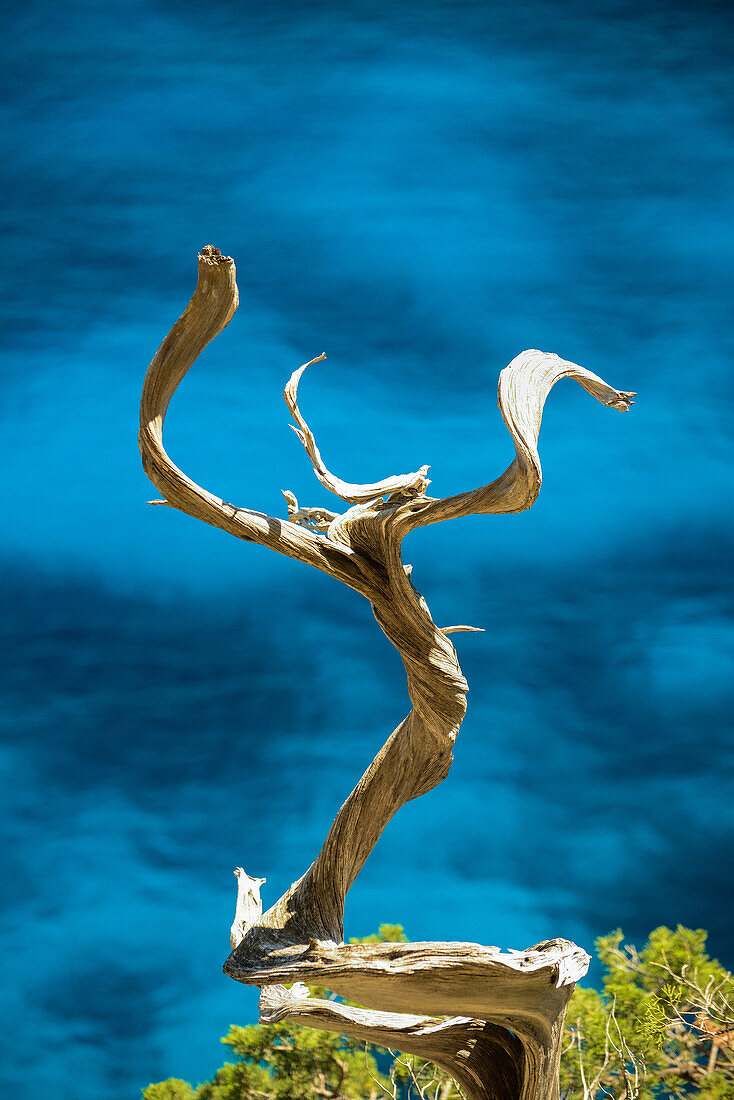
[258,984,523,1100]
[284,355,431,504]
[139,247,372,596]
[572,996,644,1100]
[364,1043,395,1100]
[403,349,635,531]
[230,868,266,950]
[140,249,636,1100]
[235,937,590,1048]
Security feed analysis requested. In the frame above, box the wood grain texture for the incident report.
[139,247,635,1100]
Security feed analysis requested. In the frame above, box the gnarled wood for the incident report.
[140,247,634,1100]
[138,247,374,597]
[259,984,525,1100]
[284,353,432,504]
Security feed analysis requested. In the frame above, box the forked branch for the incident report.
[140,247,635,1100]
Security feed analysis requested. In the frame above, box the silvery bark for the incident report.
[139,247,635,1100]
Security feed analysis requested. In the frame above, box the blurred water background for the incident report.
[1,0,732,1095]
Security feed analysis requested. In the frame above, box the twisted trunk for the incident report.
[139,247,635,1100]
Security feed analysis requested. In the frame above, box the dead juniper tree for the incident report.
[139,246,635,1100]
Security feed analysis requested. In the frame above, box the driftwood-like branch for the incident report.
[399,349,634,531]
[259,983,525,1100]
[284,354,432,504]
[140,248,635,1100]
[138,248,373,596]
[230,868,266,951]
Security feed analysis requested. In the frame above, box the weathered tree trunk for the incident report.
[139,246,635,1100]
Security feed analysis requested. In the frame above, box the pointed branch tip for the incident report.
[609,390,636,411]
[283,354,433,505]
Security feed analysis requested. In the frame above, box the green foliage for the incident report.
[143,924,734,1100]
[348,924,409,945]
[142,1081,197,1100]
[149,1017,387,1100]
[560,925,734,1100]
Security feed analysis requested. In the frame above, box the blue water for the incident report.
[1,0,732,1095]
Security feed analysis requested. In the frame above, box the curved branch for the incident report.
[141,250,631,1100]
[139,247,372,595]
[284,355,431,504]
[404,349,635,530]
[259,985,525,1100]
[239,523,469,944]
[245,943,589,1100]
[229,938,589,1039]
[140,248,469,946]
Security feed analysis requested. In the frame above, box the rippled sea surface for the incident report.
[1,0,732,1095]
